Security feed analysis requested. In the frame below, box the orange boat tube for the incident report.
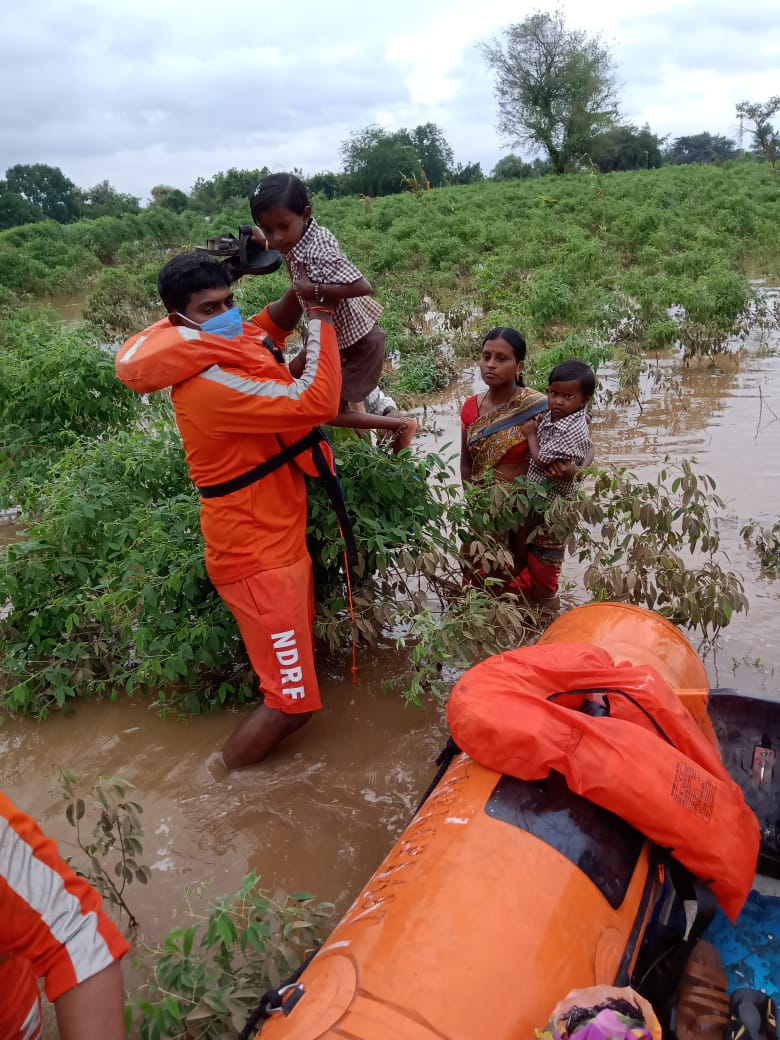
[257,755,656,1039]
[255,603,757,1040]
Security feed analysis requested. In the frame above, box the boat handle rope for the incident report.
[237,951,315,1039]
[414,736,462,815]
[265,983,305,1015]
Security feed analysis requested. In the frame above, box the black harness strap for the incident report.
[196,427,358,569]
[547,686,675,745]
[309,440,359,570]
[197,430,322,499]
[261,335,285,363]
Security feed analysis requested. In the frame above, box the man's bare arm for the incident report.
[55,961,126,1040]
[267,288,303,332]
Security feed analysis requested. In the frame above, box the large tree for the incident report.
[4,163,82,223]
[306,171,349,199]
[492,154,550,180]
[189,167,270,212]
[409,123,454,188]
[587,124,664,173]
[449,161,485,185]
[340,122,458,196]
[80,180,140,219]
[340,125,423,196]
[482,10,618,175]
[149,184,189,213]
[736,96,779,165]
[665,132,738,166]
[0,184,45,230]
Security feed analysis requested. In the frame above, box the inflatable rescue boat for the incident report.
[251,603,775,1040]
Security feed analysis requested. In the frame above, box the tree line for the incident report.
[1,7,776,231]
[483,10,777,176]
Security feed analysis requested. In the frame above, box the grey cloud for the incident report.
[653,0,779,37]
[2,31,404,174]
[617,4,779,77]
[3,0,778,197]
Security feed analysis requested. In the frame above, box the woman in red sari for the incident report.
[460,328,589,597]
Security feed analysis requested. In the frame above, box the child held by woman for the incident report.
[517,359,596,599]
[523,360,595,500]
[460,330,594,600]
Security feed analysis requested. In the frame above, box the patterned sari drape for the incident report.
[465,389,548,481]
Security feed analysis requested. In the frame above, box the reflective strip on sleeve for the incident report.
[199,318,323,399]
[0,817,116,991]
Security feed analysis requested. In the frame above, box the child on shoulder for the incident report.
[250,172,385,413]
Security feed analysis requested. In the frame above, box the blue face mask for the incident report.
[196,306,244,340]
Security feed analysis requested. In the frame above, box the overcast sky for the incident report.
[1,0,777,200]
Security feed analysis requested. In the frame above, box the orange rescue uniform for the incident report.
[0,791,129,1040]
[116,309,342,712]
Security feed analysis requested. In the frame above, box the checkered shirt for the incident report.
[528,407,593,499]
[286,218,383,349]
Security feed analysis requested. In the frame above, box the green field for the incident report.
[0,161,776,716]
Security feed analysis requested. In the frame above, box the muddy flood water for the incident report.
[1,317,779,1011]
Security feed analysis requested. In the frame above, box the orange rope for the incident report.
[339,522,358,682]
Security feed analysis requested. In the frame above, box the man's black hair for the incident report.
[548,359,596,398]
[157,252,232,314]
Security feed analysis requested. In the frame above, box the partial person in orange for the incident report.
[116,252,342,768]
[287,352,418,453]
[0,789,129,1040]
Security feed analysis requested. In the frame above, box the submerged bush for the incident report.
[742,520,780,573]
[84,264,164,339]
[131,874,334,1040]
[0,310,148,507]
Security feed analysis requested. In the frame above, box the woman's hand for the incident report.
[543,451,595,480]
[460,426,474,484]
[543,459,579,480]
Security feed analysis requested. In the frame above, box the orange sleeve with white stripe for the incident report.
[190,315,341,437]
[0,791,129,1003]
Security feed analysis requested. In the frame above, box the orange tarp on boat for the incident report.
[447,641,759,922]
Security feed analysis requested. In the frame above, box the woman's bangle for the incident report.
[307,305,335,315]
[314,284,326,304]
